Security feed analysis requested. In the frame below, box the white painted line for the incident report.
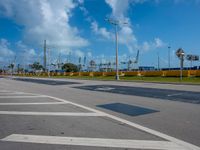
[46,95,200,150]
[0,102,67,105]
[167,93,183,97]
[0,92,31,95]
[0,111,104,116]
[1,134,184,150]
[0,95,48,99]
[0,90,12,92]
[96,87,115,91]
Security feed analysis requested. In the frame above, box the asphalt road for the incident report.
[0,76,200,150]
[74,84,200,104]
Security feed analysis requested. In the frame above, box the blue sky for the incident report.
[0,0,200,69]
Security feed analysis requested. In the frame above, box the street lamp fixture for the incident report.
[105,18,127,80]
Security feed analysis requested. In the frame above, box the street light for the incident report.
[105,18,127,80]
[168,46,171,70]
[176,48,185,81]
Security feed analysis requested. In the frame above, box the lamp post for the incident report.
[105,18,127,80]
[168,46,171,70]
[176,48,185,81]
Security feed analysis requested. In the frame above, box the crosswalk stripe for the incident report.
[0,111,104,116]
[1,134,185,150]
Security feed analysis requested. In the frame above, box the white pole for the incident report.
[115,25,119,80]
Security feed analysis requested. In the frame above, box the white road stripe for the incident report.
[46,95,200,150]
[0,102,67,105]
[1,134,184,150]
[0,111,104,116]
[96,87,115,91]
[167,93,183,97]
[0,95,48,98]
[0,92,31,95]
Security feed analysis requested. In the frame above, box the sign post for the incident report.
[186,54,199,69]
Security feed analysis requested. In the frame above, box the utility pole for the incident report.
[48,48,51,77]
[105,18,127,80]
[168,46,171,70]
[157,52,160,70]
[44,40,47,72]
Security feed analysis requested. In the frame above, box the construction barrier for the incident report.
[188,70,196,77]
[63,72,71,76]
[163,70,189,77]
[72,72,80,76]
[123,71,138,76]
[80,72,91,76]
[196,70,200,77]
[103,72,116,76]
[12,70,200,77]
[140,71,163,77]
[93,72,103,76]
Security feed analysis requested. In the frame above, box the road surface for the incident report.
[0,76,200,150]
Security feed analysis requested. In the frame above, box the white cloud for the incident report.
[0,39,15,63]
[104,0,166,53]
[104,0,140,53]
[141,38,166,51]
[105,0,130,19]
[91,21,112,39]
[15,41,37,64]
[0,0,89,48]
[154,38,165,48]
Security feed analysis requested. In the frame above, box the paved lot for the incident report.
[0,76,200,150]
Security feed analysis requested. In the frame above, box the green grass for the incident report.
[27,75,200,85]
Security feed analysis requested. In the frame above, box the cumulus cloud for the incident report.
[91,21,112,39]
[102,0,166,53]
[15,41,38,65]
[104,0,140,53]
[0,39,15,63]
[0,0,89,48]
[141,38,166,51]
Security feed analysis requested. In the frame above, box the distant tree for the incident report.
[8,63,14,69]
[62,63,78,72]
[30,62,43,71]
[8,63,15,74]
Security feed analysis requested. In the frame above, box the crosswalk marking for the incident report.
[1,134,185,150]
[0,102,66,105]
[0,111,104,116]
[0,95,47,98]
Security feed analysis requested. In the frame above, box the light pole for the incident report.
[157,52,160,70]
[105,18,127,80]
[168,46,171,70]
[176,48,185,81]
